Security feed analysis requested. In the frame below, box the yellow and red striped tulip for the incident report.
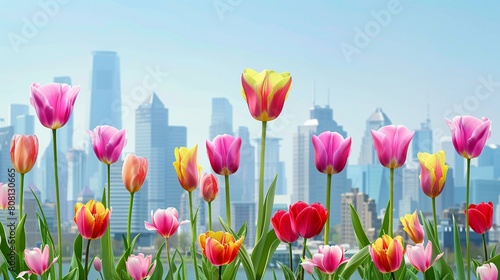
[73,200,111,240]
[400,211,425,244]
[369,235,404,273]
[199,231,244,266]
[418,150,448,198]
[173,145,202,192]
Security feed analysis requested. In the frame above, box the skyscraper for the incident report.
[292,104,352,226]
[0,126,14,184]
[10,104,35,187]
[66,149,86,221]
[231,126,255,202]
[254,137,287,195]
[412,118,433,161]
[53,76,74,153]
[358,108,391,165]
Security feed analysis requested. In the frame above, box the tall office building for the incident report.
[358,108,391,165]
[87,51,122,192]
[0,126,14,185]
[412,118,433,161]
[53,76,74,153]
[66,149,86,221]
[292,104,352,226]
[254,137,287,195]
[10,104,35,187]
[231,127,255,202]
[231,202,256,246]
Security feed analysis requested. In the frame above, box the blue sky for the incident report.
[1,1,500,188]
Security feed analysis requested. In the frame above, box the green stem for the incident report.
[127,192,135,247]
[432,197,439,247]
[300,238,308,280]
[255,121,267,244]
[482,233,488,262]
[188,191,200,280]
[52,129,62,278]
[166,238,173,280]
[19,173,24,220]
[107,164,111,209]
[391,272,396,280]
[289,242,293,272]
[208,202,212,231]
[219,265,222,280]
[98,271,104,280]
[324,173,332,244]
[466,158,471,280]
[84,239,91,280]
[225,175,231,228]
[389,168,394,237]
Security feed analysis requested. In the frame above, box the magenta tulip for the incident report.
[271,210,299,243]
[312,131,351,174]
[30,82,79,129]
[206,134,242,176]
[477,263,498,280]
[371,125,414,168]
[301,245,349,275]
[126,253,156,280]
[145,208,188,239]
[93,257,102,272]
[406,241,443,272]
[88,125,127,165]
[289,201,328,239]
[200,173,219,203]
[18,244,58,278]
[446,115,491,159]
[0,183,8,210]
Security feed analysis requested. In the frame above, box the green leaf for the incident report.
[69,234,84,280]
[61,268,78,280]
[100,189,119,280]
[277,261,296,280]
[491,243,497,260]
[339,245,369,279]
[453,215,465,280]
[219,217,255,280]
[378,200,391,237]
[15,213,26,273]
[148,242,164,280]
[116,233,141,276]
[349,204,370,248]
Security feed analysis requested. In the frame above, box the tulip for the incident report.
[406,241,443,272]
[369,235,404,274]
[271,210,299,243]
[74,200,111,240]
[301,245,349,275]
[477,263,498,280]
[173,145,202,192]
[418,150,449,198]
[466,202,494,235]
[371,125,414,169]
[93,256,102,272]
[30,82,79,129]
[144,208,187,239]
[18,244,58,278]
[241,68,292,122]
[312,131,352,175]
[446,115,491,159]
[0,183,8,210]
[199,231,244,266]
[88,125,127,165]
[400,211,425,244]
[122,154,148,194]
[200,173,219,203]
[206,134,242,176]
[126,253,156,280]
[289,201,328,239]
[10,134,39,174]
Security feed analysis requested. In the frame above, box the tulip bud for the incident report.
[200,173,218,203]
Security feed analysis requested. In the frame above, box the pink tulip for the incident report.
[206,135,242,176]
[126,253,156,280]
[371,125,414,168]
[477,263,498,280]
[144,208,188,239]
[301,245,349,275]
[0,183,9,210]
[88,125,127,165]
[271,210,299,243]
[18,244,58,278]
[93,257,102,272]
[10,134,38,174]
[312,132,351,174]
[200,173,218,203]
[406,241,443,272]
[30,82,79,129]
[289,201,328,239]
[446,115,491,159]
[122,154,148,193]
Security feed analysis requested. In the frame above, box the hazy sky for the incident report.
[2,1,500,190]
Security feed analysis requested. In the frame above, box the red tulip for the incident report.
[206,134,242,176]
[289,201,328,239]
[122,154,148,193]
[271,210,299,243]
[30,82,79,129]
[200,173,218,203]
[371,125,414,168]
[466,202,493,234]
[312,131,352,175]
[10,134,38,174]
[446,115,491,159]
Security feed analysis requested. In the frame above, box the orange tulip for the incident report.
[369,235,404,273]
[173,145,202,192]
[122,154,148,193]
[10,134,38,174]
[199,231,244,266]
[74,200,111,240]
